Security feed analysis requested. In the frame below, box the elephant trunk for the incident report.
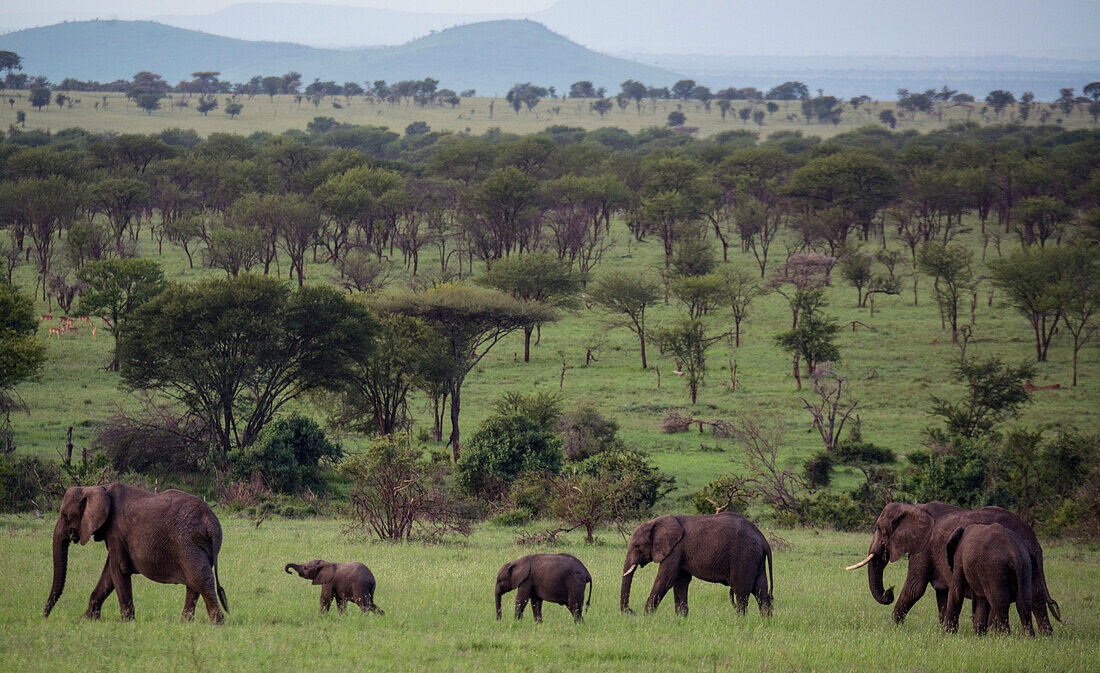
[494,586,503,620]
[620,563,637,613]
[44,517,70,618]
[868,552,894,605]
[285,563,301,575]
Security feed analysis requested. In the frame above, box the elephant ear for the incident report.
[79,487,111,546]
[651,516,685,562]
[313,563,337,586]
[945,526,965,573]
[888,507,933,562]
[508,558,531,587]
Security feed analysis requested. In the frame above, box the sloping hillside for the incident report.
[0,19,679,93]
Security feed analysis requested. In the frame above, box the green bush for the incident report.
[557,401,620,461]
[0,455,63,513]
[797,491,866,531]
[692,476,750,515]
[455,413,563,499]
[900,430,990,508]
[803,451,833,488]
[577,448,674,517]
[229,414,341,494]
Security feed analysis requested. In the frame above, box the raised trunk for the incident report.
[44,518,70,617]
[285,563,302,575]
[868,554,894,605]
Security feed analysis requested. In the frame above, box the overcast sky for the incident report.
[4,0,1099,58]
[5,0,556,15]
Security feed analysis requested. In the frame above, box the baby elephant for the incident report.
[495,553,592,623]
[285,560,384,615]
[944,523,1034,636]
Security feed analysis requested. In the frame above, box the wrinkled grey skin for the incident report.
[858,502,1058,634]
[45,483,228,623]
[621,513,773,618]
[285,560,383,615]
[944,523,1034,637]
[495,553,592,623]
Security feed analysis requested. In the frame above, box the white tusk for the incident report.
[845,553,876,571]
[622,564,637,577]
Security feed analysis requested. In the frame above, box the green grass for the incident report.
[1,517,1097,672]
[6,91,1097,142]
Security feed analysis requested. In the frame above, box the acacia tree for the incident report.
[590,271,661,369]
[0,177,82,300]
[1060,246,1100,385]
[655,318,727,404]
[0,280,47,452]
[378,284,553,458]
[918,242,973,343]
[476,252,582,362]
[988,247,1072,362]
[721,267,764,347]
[334,312,445,436]
[119,274,376,462]
[77,258,167,371]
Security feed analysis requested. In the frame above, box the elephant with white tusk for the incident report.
[621,513,772,617]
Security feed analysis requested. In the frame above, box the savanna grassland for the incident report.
[2,519,1099,673]
[4,90,1098,142]
[1,99,1099,673]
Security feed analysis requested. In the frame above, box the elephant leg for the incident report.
[671,574,691,617]
[182,587,199,622]
[753,566,772,617]
[514,584,532,620]
[1017,598,1035,638]
[991,601,1011,635]
[531,597,544,624]
[112,568,135,621]
[320,586,334,612]
[568,584,586,624]
[196,573,224,624]
[336,597,347,614]
[644,563,678,614]
[944,574,966,634]
[935,588,949,624]
[729,587,748,616]
[83,557,115,620]
[1031,580,1051,635]
[892,577,928,625]
[972,599,990,635]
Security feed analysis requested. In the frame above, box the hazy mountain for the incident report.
[141,0,1100,58]
[0,19,680,94]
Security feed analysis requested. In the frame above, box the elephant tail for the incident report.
[585,573,593,613]
[765,544,774,602]
[192,531,229,614]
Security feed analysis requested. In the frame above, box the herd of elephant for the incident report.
[44,483,1060,637]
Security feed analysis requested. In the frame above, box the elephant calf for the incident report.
[944,523,1034,636]
[285,560,384,615]
[495,553,592,623]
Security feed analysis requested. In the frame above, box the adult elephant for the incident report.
[44,483,229,623]
[620,513,772,617]
[846,501,1059,634]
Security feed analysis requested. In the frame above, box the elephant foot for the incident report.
[82,610,102,620]
[181,612,194,623]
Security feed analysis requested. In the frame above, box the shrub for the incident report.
[556,401,620,461]
[340,434,468,541]
[797,491,865,531]
[229,414,341,494]
[803,451,833,488]
[455,413,563,499]
[660,409,693,433]
[493,391,563,431]
[0,455,64,513]
[692,476,752,515]
[577,449,674,517]
[97,401,212,475]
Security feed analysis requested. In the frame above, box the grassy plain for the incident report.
[8,211,1099,498]
[4,91,1097,141]
[1,517,1098,672]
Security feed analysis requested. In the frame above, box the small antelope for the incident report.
[40,313,53,322]
[91,324,97,339]
[48,327,63,339]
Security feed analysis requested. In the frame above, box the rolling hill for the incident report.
[0,19,680,95]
